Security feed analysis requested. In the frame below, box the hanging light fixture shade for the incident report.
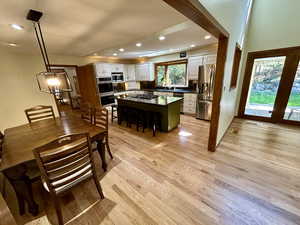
[27,9,72,94]
[36,71,72,94]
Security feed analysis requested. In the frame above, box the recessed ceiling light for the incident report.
[204,35,212,40]
[11,24,24,30]
[139,56,143,58]
[190,44,196,48]
[8,43,18,47]
[136,43,142,47]
[113,53,118,56]
[93,53,98,56]
[158,36,166,41]
[119,48,124,52]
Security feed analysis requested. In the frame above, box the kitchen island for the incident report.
[117,94,183,132]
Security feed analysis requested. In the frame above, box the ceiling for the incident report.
[0,0,217,57]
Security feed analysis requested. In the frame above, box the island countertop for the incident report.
[117,95,183,106]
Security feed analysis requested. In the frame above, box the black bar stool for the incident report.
[149,111,161,136]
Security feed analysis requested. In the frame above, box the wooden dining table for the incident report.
[0,115,107,216]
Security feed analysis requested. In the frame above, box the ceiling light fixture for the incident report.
[93,53,98,56]
[11,24,24,30]
[136,43,142,47]
[119,48,124,52]
[204,35,212,40]
[8,43,18,47]
[190,44,196,48]
[113,53,118,56]
[26,9,72,96]
[158,36,166,41]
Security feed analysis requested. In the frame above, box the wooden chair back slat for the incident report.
[80,102,93,124]
[33,133,97,195]
[94,107,108,132]
[25,105,55,123]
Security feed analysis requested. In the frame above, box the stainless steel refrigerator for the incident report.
[196,64,216,120]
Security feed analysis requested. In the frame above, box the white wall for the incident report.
[236,0,300,114]
[198,0,253,143]
[0,47,83,131]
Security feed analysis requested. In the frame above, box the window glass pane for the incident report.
[245,56,286,118]
[284,61,300,121]
[167,64,187,86]
[156,65,165,86]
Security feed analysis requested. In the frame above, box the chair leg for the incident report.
[92,175,105,199]
[53,196,64,225]
[105,136,113,159]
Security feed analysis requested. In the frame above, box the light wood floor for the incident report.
[5,114,300,225]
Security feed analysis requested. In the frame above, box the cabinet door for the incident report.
[112,64,124,72]
[183,93,197,114]
[136,63,150,81]
[127,65,136,81]
[203,55,217,65]
[187,56,203,80]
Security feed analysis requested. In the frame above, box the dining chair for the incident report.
[94,107,113,159]
[33,133,104,225]
[80,101,93,124]
[25,105,55,123]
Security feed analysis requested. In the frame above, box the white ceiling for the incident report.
[0,0,217,57]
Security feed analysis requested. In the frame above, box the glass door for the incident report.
[283,60,300,122]
[244,56,286,119]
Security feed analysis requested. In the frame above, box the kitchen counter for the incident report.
[142,88,196,94]
[117,94,182,132]
[117,95,183,106]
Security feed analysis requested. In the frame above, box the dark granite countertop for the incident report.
[117,95,183,106]
[142,88,197,94]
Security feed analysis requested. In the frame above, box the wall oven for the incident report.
[97,77,113,93]
[112,72,124,83]
[97,77,115,106]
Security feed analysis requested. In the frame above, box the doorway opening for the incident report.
[239,46,300,125]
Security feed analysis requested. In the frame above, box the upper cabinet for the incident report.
[94,63,111,78]
[111,63,124,73]
[203,55,217,65]
[135,63,154,81]
[125,64,136,81]
[187,55,217,80]
[187,56,203,80]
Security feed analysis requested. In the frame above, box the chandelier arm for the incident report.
[37,22,51,72]
[33,22,49,72]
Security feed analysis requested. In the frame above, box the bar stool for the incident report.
[111,104,118,123]
[149,111,161,136]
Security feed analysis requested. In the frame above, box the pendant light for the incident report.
[26,9,72,94]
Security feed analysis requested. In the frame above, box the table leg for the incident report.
[96,140,107,172]
[3,165,39,216]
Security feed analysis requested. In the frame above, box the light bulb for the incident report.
[47,78,61,86]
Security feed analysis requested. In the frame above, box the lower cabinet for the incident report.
[183,93,197,114]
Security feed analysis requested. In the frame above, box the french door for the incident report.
[239,46,300,125]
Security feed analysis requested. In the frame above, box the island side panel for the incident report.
[167,101,181,131]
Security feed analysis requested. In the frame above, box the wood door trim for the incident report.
[208,37,228,151]
[238,53,254,117]
[162,0,230,152]
[272,55,300,122]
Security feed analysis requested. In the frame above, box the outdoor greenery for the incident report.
[249,92,300,106]
[156,63,187,87]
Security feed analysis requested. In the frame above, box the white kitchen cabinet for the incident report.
[135,63,154,81]
[111,63,124,73]
[203,55,217,65]
[183,93,197,114]
[125,64,136,81]
[94,63,112,78]
[187,56,203,80]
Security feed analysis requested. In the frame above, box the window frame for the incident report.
[154,59,188,87]
[230,43,242,89]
